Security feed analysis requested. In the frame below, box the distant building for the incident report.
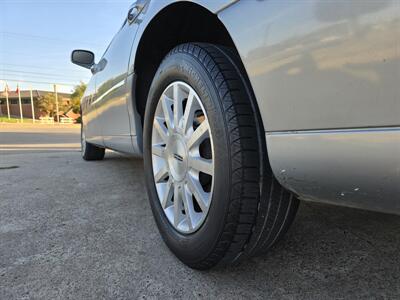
[0,90,76,120]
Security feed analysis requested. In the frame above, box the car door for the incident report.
[219,0,400,213]
[81,77,103,146]
[94,3,144,153]
[220,0,400,132]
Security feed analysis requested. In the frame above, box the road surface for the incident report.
[1,123,399,299]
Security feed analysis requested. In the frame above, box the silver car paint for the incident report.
[81,0,400,214]
[82,0,235,152]
[218,0,400,214]
[81,74,103,146]
[266,128,400,214]
[94,27,137,153]
[219,0,400,131]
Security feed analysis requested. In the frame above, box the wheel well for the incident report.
[134,2,238,124]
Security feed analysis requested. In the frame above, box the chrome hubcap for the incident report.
[166,134,188,182]
[151,81,214,234]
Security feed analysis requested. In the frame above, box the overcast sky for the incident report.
[0,0,132,93]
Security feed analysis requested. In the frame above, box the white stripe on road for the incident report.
[0,148,80,151]
[0,143,80,148]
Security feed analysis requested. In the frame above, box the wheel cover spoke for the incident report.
[152,144,166,158]
[154,164,169,183]
[173,83,184,129]
[186,173,209,212]
[151,81,214,234]
[153,117,168,143]
[187,119,209,149]
[188,156,213,176]
[182,185,194,231]
[182,90,197,133]
[161,95,174,133]
[173,184,182,227]
[161,179,173,209]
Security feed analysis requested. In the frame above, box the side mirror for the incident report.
[71,50,95,69]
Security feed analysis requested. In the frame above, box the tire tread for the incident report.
[159,43,299,269]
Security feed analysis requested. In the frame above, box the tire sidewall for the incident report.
[143,51,232,265]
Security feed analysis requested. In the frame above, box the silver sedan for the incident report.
[72,0,400,269]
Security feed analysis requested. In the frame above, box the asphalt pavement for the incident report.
[1,123,399,299]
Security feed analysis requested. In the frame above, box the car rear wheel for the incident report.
[143,43,299,269]
[81,124,105,161]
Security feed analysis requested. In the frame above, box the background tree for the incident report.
[70,82,87,113]
[37,93,68,117]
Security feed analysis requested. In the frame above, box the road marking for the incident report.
[0,149,80,151]
[0,143,80,148]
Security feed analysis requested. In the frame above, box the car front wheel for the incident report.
[143,43,299,269]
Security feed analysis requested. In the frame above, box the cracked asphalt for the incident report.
[1,124,399,299]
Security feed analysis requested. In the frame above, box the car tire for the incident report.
[143,43,299,269]
[81,124,105,161]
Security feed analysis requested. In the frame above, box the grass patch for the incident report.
[0,116,35,123]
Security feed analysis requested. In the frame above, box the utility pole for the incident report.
[5,83,10,119]
[17,84,23,123]
[30,86,35,123]
[54,84,59,123]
